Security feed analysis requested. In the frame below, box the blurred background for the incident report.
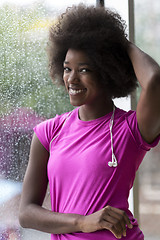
[0,0,159,239]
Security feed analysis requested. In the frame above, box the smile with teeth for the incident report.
[69,88,86,95]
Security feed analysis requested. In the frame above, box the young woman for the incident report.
[19,4,160,240]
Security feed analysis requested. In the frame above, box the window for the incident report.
[135,0,160,239]
[0,1,95,239]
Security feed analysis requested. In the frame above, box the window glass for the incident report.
[0,1,95,239]
[135,0,160,239]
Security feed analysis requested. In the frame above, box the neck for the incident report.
[79,100,114,121]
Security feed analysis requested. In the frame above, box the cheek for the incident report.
[88,78,100,90]
[63,74,67,86]
[62,73,65,81]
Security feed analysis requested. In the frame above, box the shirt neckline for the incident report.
[75,107,116,126]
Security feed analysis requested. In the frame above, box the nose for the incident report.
[68,70,79,84]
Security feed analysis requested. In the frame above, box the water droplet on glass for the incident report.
[0,2,73,239]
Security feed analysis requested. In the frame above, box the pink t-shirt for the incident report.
[34,107,159,240]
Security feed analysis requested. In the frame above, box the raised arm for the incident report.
[127,42,160,143]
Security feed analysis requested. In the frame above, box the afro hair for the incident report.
[47,4,137,98]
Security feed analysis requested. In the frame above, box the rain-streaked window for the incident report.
[0,1,85,239]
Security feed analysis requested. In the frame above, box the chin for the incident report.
[70,100,84,107]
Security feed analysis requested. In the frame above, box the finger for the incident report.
[120,212,133,229]
[102,214,124,235]
[103,206,131,237]
[110,210,128,235]
[103,206,127,233]
[101,220,122,239]
[122,229,126,237]
[106,206,133,229]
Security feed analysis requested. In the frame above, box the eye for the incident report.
[79,68,91,73]
[64,67,71,73]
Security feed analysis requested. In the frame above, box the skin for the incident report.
[63,48,113,121]
[128,42,160,143]
[19,43,160,239]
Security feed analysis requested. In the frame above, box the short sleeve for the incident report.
[33,118,56,152]
[126,111,160,151]
[33,112,70,152]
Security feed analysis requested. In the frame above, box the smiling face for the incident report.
[63,48,105,107]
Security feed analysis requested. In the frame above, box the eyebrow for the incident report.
[63,61,92,66]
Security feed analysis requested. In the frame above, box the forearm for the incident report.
[127,42,160,89]
[19,203,82,234]
[19,204,133,239]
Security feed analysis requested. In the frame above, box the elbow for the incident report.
[19,213,26,228]
[150,71,160,87]
[19,209,29,228]
[145,73,160,96]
